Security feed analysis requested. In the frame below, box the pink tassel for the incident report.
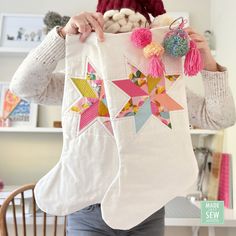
[149,55,166,78]
[184,40,203,76]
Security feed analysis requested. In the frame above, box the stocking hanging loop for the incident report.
[169,16,187,30]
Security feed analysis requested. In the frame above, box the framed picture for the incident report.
[0,82,38,127]
[0,13,47,50]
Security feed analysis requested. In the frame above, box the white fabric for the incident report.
[34,27,199,228]
[34,35,119,216]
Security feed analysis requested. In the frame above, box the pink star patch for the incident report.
[113,63,183,131]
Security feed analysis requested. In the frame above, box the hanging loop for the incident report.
[169,17,188,30]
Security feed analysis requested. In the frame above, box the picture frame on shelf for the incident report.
[0,82,38,128]
[0,13,46,52]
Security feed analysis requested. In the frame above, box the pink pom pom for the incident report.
[149,55,166,78]
[184,40,203,76]
[131,28,152,48]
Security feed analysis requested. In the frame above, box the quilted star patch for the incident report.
[69,63,113,134]
[113,63,183,132]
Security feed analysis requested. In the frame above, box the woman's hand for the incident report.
[60,12,105,42]
[185,28,218,72]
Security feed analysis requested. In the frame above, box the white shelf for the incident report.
[0,127,62,133]
[190,129,219,136]
[0,127,219,135]
[0,47,31,55]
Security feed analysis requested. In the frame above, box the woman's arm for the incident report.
[185,28,236,130]
[187,65,236,130]
[9,27,66,106]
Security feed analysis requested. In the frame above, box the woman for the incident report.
[9,0,236,235]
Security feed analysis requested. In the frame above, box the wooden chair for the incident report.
[0,184,67,236]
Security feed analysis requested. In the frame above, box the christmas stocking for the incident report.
[96,27,199,229]
[34,34,119,216]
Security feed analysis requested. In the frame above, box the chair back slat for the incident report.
[63,216,67,236]
[21,192,26,236]
[53,216,57,236]
[32,189,37,236]
[43,212,47,236]
[11,198,18,236]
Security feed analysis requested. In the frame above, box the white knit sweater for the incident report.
[9,27,236,130]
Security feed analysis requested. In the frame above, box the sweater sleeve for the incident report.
[186,65,236,130]
[9,26,65,106]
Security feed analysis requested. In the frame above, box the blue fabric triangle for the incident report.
[134,98,152,132]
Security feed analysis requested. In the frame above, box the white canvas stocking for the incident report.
[95,27,199,229]
[34,35,119,216]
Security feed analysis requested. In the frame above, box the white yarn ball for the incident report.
[113,12,125,21]
[133,22,140,28]
[104,10,119,20]
[103,8,149,33]
[119,22,133,32]
[106,22,120,33]
[104,20,114,28]
[136,12,147,23]
[118,18,127,26]
[129,14,141,22]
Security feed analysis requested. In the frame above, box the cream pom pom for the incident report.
[151,13,174,28]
